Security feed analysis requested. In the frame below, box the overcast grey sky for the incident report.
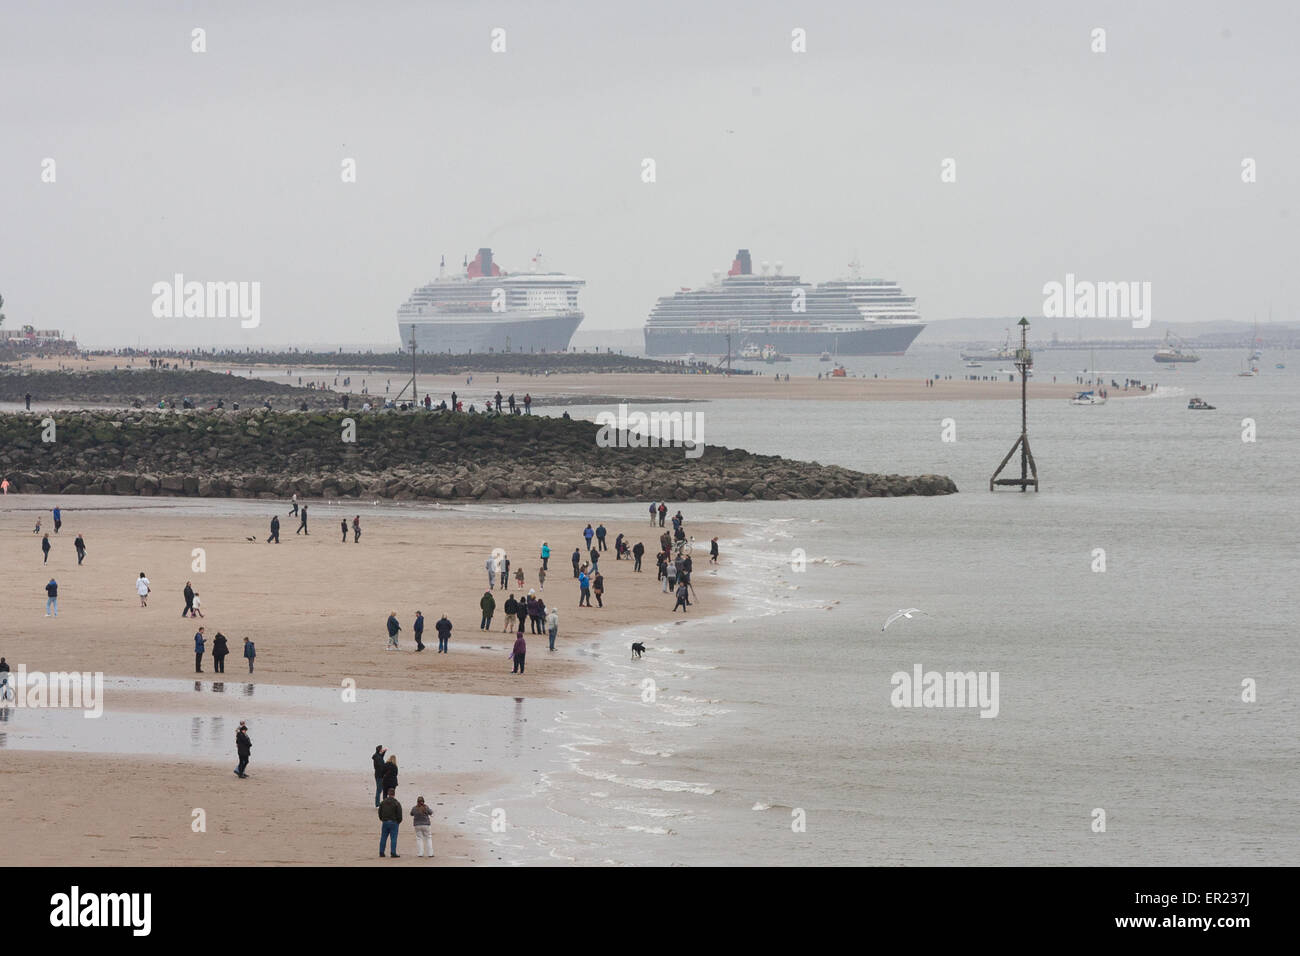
[2,0,1296,348]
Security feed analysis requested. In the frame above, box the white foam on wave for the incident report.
[577,766,716,796]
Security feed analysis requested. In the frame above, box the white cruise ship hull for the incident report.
[398,311,584,353]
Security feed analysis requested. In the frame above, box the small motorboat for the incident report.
[1187,397,1215,410]
[1276,363,1286,369]
[1070,390,1106,405]
[964,361,982,368]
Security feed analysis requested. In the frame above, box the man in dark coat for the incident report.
[435,614,452,653]
[480,591,495,630]
[632,541,645,572]
[413,611,426,651]
[268,515,280,543]
[235,722,252,777]
[372,745,387,807]
[182,581,195,617]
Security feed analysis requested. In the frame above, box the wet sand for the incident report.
[0,751,497,866]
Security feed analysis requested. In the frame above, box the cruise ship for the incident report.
[397,248,584,353]
[643,250,925,357]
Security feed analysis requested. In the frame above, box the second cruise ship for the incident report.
[643,249,925,357]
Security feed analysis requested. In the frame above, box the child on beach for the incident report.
[243,637,256,672]
[137,572,151,606]
[191,592,204,618]
[515,566,525,589]
[537,567,546,590]
[33,517,41,534]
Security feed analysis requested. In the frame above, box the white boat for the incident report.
[1070,389,1106,405]
[1154,330,1200,363]
[964,360,982,368]
[819,351,832,362]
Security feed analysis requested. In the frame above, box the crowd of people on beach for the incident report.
[14,490,720,862]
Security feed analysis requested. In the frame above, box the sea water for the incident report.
[486,351,1298,865]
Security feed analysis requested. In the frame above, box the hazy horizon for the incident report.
[3,0,1297,349]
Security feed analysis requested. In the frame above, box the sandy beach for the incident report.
[11,354,1079,404]
[1,496,731,865]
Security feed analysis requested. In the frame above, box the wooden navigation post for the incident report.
[990,317,1039,492]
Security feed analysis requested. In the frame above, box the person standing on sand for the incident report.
[182,581,195,618]
[540,541,550,571]
[41,533,51,564]
[137,572,151,606]
[243,637,256,672]
[378,791,401,858]
[515,596,528,633]
[410,797,434,858]
[289,493,299,517]
[52,506,62,534]
[673,581,690,613]
[537,566,546,590]
[194,627,206,673]
[212,632,229,673]
[386,612,401,650]
[499,554,509,590]
[486,555,496,589]
[234,721,251,777]
[515,565,525,590]
[578,570,592,607]
[1,478,9,495]
[45,577,58,616]
[268,515,280,543]
[413,610,426,651]
[614,532,624,559]
[649,502,656,524]
[547,607,558,650]
[74,533,87,565]
[596,523,607,551]
[571,547,581,578]
[372,745,387,807]
[341,518,348,543]
[502,594,517,632]
[583,524,594,550]
[710,537,719,563]
[435,613,452,653]
[658,503,667,527]
[592,571,605,608]
[510,630,527,673]
[480,591,495,630]
[353,515,361,543]
[191,592,204,618]
[33,516,41,534]
[295,504,309,535]
[632,541,644,572]
[382,754,398,795]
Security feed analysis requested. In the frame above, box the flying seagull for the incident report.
[882,608,927,631]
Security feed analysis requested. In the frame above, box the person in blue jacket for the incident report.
[578,571,592,607]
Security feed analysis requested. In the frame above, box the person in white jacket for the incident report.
[546,608,559,651]
[136,572,151,607]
